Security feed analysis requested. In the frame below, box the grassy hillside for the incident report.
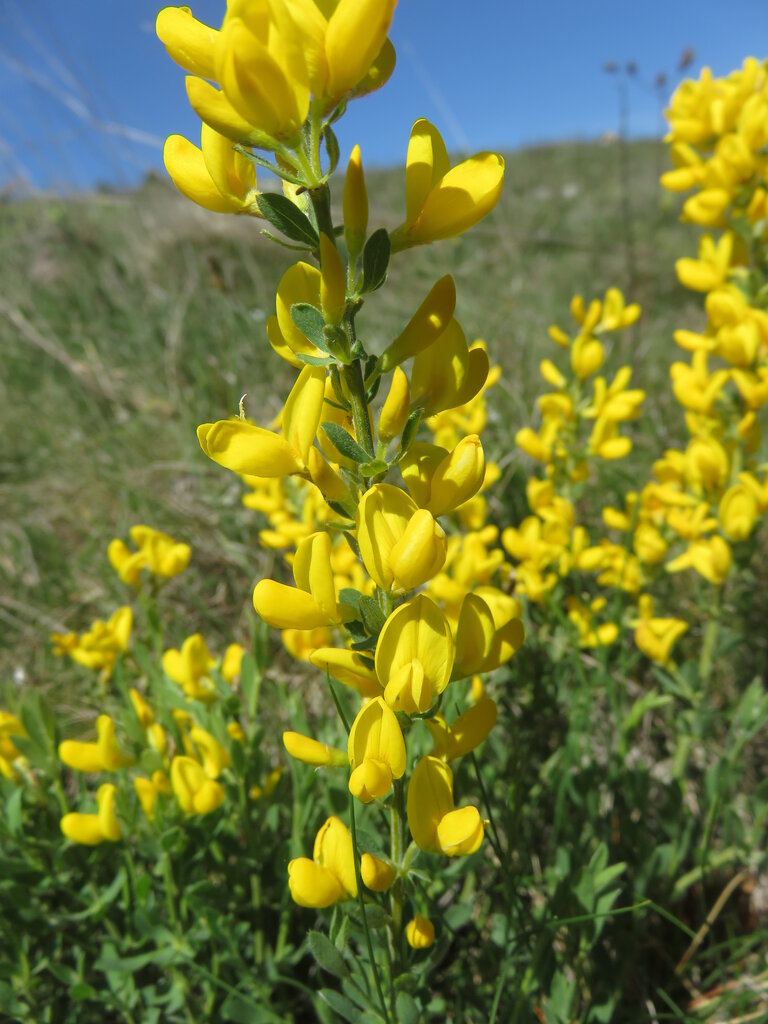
[1,139,700,692]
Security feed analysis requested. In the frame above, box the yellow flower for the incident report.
[401,436,486,517]
[171,756,225,815]
[666,535,732,585]
[283,731,347,767]
[406,915,435,949]
[163,124,260,215]
[189,727,231,779]
[378,367,411,442]
[406,756,484,856]
[356,484,446,592]
[288,816,357,908]
[51,606,132,679]
[718,484,759,541]
[60,784,122,846]
[309,647,381,698]
[361,853,395,892]
[253,531,345,629]
[411,321,490,416]
[378,275,456,372]
[134,776,160,821]
[390,120,504,250]
[162,634,218,702]
[452,592,524,678]
[426,697,497,761]
[198,365,326,478]
[375,594,454,713]
[633,595,688,667]
[216,14,310,141]
[347,697,406,802]
[220,643,245,684]
[129,688,154,728]
[59,715,133,773]
[675,233,733,292]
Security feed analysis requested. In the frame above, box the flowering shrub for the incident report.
[1,13,767,1023]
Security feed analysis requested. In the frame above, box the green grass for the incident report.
[1,139,700,693]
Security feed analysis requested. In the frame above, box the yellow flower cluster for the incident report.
[51,606,133,682]
[662,58,768,229]
[56,692,250,843]
[156,0,514,957]
[108,525,191,585]
[0,711,27,782]
[502,59,768,670]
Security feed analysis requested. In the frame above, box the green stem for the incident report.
[341,360,375,458]
[349,794,390,1024]
[698,588,722,689]
[389,778,406,986]
[470,751,505,864]
[309,182,335,242]
[162,848,178,930]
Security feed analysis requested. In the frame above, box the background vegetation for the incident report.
[1,139,766,1022]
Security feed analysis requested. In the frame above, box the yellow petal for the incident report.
[197,420,303,476]
[156,6,220,80]
[361,853,395,892]
[253,579,333,629]
[325,0,397,99]
[437,805,484,856]
[404,119,450,227]
[379,275,456,372]
[163,134,242,213]
[288,858,346,908]
[406,755,454,851]
[283,730,347,767]
[410,153,504,244]
[281,365,327,466]
[309,647,382,698]
[186,76,261,144]
[406,914,435,948]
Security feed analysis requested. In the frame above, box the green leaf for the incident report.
[296,352,335,367]
[621,690,672,735]
[338,588,362,613]
[361,228,390,293]
[323,125,340,176]
[290,303,328,351]
[5,788,22,836]
[396,991,422,1024]
[319,989,364,1023]
[240,652,260,719]
[399,408,423,455]
[308,931,349,979]
[360,459,389,476]
[257,192,319,248]
[321,421,371,463]
[359,596,386,636]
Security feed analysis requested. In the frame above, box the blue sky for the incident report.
[0,0,766,191]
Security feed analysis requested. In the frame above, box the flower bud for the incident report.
[283,731,347,767]
[320,233,347,325]
[406,915,435,949]
[427,435,486,517]
[343,144,368,258]
[378,367,410,441]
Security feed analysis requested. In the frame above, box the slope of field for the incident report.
[0,139,699,691]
